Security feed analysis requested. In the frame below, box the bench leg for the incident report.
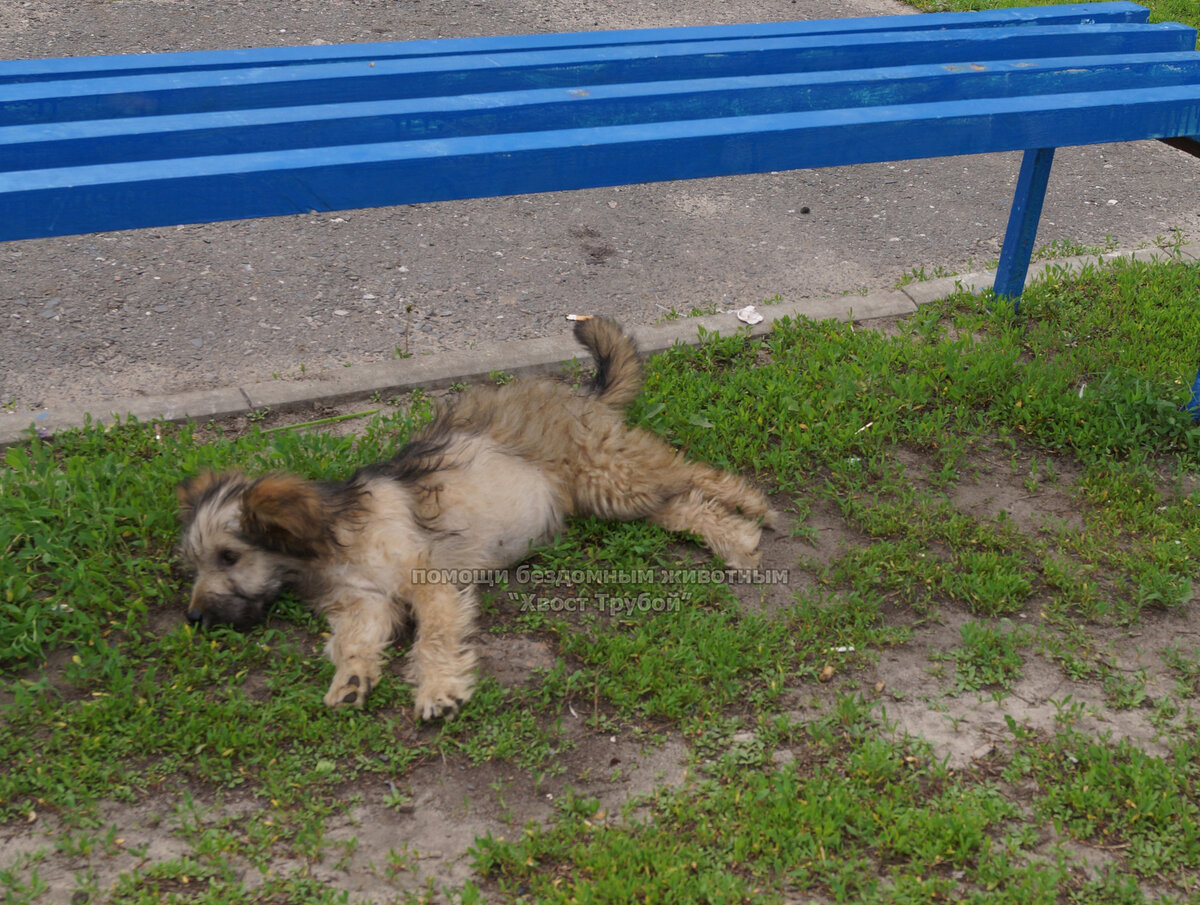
[1187,365,1200,422]
[994,147,1056,309]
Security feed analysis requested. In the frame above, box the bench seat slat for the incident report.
[0,1,1151,83]
[4,24,1193,125]
[3,84,1198,241]
[5,54,1200,171]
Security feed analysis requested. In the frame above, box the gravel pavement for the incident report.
[2,0,1199,421]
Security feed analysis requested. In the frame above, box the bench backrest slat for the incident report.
[6,84,1199,232]
[6,24,1193,126]
[0,1,1151,83]
[6,53,1200,173]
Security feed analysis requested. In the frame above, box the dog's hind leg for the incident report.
[323,593,400,707]
[574,429,776,530]
[650,489,766,570]
[682,465,777,529]
[404,583,479,720]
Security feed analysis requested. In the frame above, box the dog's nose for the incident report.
[185,610,205,627]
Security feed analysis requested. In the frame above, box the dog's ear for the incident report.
[177,471,227,527]
[240,474,332,558]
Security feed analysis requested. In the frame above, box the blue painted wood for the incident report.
[994,148,1057,303]
[4,24,1193,127]
[0,2,1152,83]
[0,1,1198,243]
[5,82,1199,241]
[1186,365,1200,419]
[6,53,1199,172]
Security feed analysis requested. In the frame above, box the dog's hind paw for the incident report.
[324,673,372,708]
[725,550,762,570]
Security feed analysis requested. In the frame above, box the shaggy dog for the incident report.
[177,318,774,717]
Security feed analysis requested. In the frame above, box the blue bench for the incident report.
[2,2,1200,387]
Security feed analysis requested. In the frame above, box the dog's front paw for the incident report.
[413,675,474,721]
[324,673,373,708]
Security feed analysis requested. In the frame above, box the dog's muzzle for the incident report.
[185,593,268,632]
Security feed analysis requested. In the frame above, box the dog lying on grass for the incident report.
[177,317,774,717]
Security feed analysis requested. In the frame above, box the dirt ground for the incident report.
[2,0,1200,415]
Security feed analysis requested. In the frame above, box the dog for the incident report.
[176,317,775,717]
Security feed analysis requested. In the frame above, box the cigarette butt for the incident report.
[565,314,594,322]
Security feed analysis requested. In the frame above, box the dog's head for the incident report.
[176,471,335,630]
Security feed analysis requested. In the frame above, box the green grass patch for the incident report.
[8,256,1200,899]
[1011,729,1200,877]
[903,0,1200,34]
[473,706,1046,904]
[943,619,1029,693]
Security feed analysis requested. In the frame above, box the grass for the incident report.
[904,0,1200,34]
[11,2,1200,897]
[2,6,1197,903]
[942,619,1029,693]
[5,253,1200,902]
[473,708,1040,904]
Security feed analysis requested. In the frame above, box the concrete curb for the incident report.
[0,241,1192,446]
[897,243,1193,307]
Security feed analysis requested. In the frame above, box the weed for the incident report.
[1102,670,1150,710]
[1031,235,1118,262]
[943,619,1028,693]
[384,843,419,879]
[1162,643,1200,695]
[895,262,956,287]
[1014,730,1200,877]
[382,783,411,812]
[656,302,724,322]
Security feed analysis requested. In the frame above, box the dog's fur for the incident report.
[177,318,774,717]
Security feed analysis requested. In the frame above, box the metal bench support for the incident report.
[1187,370,1200,420]
[994,147,1056,308]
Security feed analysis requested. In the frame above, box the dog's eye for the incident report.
[218,549,241,567]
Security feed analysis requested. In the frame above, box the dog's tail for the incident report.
[574,316,642,409]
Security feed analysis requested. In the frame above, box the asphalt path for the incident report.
[2,0,1198,418]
